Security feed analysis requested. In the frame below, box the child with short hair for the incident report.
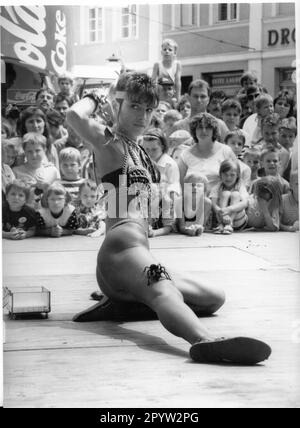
[280,172,299,232]
[243,147,261,188]
[13,132,60,208]
[152,38,182,101]
[58,147,85,204]
[243,94,274,146]
[168,130,193,162]
[279,117,297,152]
[57,72,79,105]
[2,180,37,240]
[74,179,106,237]
[257,148,290,194]
[177,173,211,236]
[247,176,283,231]
[210,159,249,234]
[260,114,290,177]
[224,130,251,189]
[163,109,182,138]
[222,99,250,147]
[37,182,79,237]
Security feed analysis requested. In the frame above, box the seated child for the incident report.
[243,94,274,147]
[177,173,212,236]
[13,132,60,208]
[75,179,106,237]
[247,176,283,231]
[278,118,297,181]
[163,109,182,138]
[168,130,193,162]
[37,182,79,237]
[243,147,261,190]
[58,147,85,204]
[255,148,290,194]
[2,141,16,201]
[142,129,179,237]
[142,128,181,196]
[260,113,290,176]
[148,183,175,238]
[2,180,38,240]
[224,130,251,189]
[210,159,249,234]
[280,172,299,232]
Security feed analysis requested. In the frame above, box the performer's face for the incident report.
[118,97,154,139]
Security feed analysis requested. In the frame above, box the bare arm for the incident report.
[66,97,106,148]
[258,199,280,231]
[177,156,188,190]
[151,63,159,82]
[174,61,182,101]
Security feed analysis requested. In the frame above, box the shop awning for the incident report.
[1,5,73,76]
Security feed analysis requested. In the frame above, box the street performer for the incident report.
[66,71,271,365]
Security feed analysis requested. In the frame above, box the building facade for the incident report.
[71,3,296,98]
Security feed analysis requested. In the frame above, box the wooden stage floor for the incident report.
[2,231,300,408]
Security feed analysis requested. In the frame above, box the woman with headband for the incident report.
[67,71,271,365]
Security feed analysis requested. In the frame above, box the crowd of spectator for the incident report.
[1,38,298,240]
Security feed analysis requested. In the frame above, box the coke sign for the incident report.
[0,5,71,75]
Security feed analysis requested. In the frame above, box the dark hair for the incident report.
[222,99,242,115]
[143,128,169,153]
[5,179,31,202]
[35,88,56,102]
[79,179,98,194]
[240,71,258,86]
[55,93,73,107]
[116,72,159,108]
[188,79,211,97]
[18,106,50,138]
[46,108,65,127]
[224,129,246,146]
[210,90,227,102]
[189,113,220,142]
[273,90,295,118]
[176,94,190,112]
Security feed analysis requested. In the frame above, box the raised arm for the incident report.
[66,97,106,148]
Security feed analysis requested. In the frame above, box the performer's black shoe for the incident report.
[190,337,272,365]
[73,295,118,322]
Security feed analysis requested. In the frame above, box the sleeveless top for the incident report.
[158,61,179,84]
[99,128,160,219]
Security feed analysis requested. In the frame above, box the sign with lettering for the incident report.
[0,6,72,75]
[267,28,296,47]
